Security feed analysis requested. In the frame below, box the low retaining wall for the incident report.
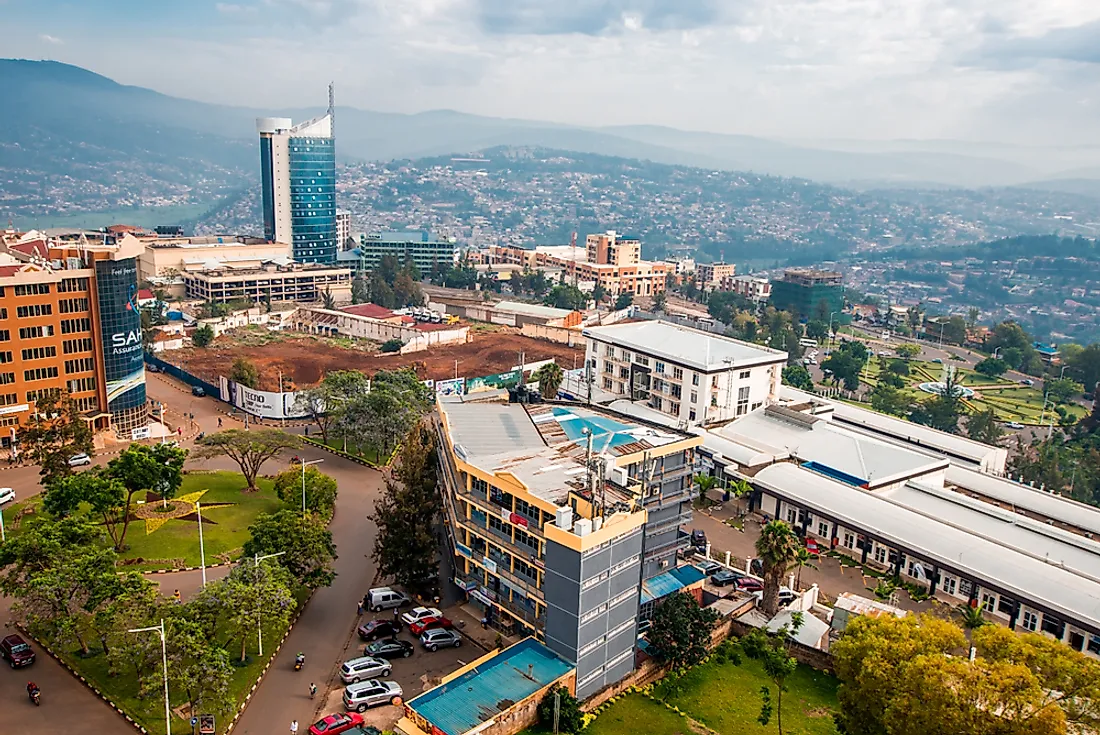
[301,436,394,468]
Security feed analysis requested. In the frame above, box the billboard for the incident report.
[435,378,464,397]
[464,370,520,394]
[95,258,146,429]
[219,377,310,420]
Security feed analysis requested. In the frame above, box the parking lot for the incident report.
[313,626,474,732]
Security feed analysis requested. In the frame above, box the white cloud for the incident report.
[38,34,62,45]
[8,0,1100,145]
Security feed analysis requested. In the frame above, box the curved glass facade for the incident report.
[260,135,276,242]
[288,137,337,264]
[94,258,147,434]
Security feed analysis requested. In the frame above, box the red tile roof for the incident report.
[10,239,48,257]
[0,265,25,277]
[107,224,143,233]
[138,289,156,301]
[341,303,397,320]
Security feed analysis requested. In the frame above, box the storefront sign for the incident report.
[482,557,498,574]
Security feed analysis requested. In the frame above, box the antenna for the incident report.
[328,82,335,139]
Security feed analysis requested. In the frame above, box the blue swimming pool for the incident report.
[551,406,638,450]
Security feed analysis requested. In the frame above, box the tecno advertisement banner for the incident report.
[219,377,310,420]
[95,258,146,413]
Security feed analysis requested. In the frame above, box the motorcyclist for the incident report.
[295,652,305,666]
[27,681,38,695]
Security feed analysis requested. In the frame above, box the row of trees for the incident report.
[294,368,432,457]
[351,254,425,309]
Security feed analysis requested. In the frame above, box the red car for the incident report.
[408,615,453,637]
[310,712,364,735]
[805,538,820,556]
[735,577,764,592]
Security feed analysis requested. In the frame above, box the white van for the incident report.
[364,587,411,612]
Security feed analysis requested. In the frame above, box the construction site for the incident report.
[165,326,586,391]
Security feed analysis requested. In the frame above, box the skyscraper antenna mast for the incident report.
[328,82,335,138]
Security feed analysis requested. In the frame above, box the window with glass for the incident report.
[736,386,750,416]
[1021,610,1038,632]
[672,367,683,380]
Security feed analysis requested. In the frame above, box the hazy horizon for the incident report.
[2,0,1098,148]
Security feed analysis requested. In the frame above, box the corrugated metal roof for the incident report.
[640,565,705,605]
[408,638,573,735]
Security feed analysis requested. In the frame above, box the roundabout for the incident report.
[917,381,975,399]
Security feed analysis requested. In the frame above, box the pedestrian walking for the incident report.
[393,606,400,621]
[218,417,223,428]
[173,590,182,604]
[290,720,298,735]
[357,599,364,616]
[309,682,317,699]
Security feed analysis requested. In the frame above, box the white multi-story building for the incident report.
[582,320,787,426]
[336,209,352,250]
[726,274,771,303]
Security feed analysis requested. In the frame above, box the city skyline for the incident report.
[2,0,1098,146]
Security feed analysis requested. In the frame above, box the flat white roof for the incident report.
[492,300,574,319]
[754,463,1100,632]
[946,465,1100,537]
[781,386,1007,471]
[584,320,787,372]
[880,482,1100,579]
[714,408,946,486]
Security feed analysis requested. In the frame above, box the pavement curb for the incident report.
[142,561,235,575]
[301,436,392,469]
[224,589,316,735]
[15,623,150,735]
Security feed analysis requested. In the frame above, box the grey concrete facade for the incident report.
[544,526,644,700]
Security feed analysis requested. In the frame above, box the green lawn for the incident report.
[55,592,306,735]
[521,694,690,735]
[307,435,389,466]
[653,653,840,735]
[117,471,282,571]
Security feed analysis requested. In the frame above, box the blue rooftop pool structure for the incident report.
[407,638,574,735]
[550,406,640,452]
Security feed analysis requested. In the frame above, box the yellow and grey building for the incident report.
[435,398,699,699]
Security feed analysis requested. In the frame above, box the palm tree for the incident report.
[693,473,720,506]
[956,602,987,660]
[322,288,336,310]
[755,520,801,616]
[533,362,564,399]
[792,547,817,590]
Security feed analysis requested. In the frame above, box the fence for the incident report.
[144,352,220,398]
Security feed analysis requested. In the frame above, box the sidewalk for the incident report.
[442,602,520,652]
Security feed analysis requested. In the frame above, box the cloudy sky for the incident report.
[3,0,1100,144]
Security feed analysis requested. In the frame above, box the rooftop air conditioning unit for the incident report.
[555,506,574,531]
[574,518,593,537]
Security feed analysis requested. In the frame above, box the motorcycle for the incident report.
[294,653,305,672]
[29,688,41,706]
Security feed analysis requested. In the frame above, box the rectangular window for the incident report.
[690,390,698,404]
[16,304,52,318]
[58,277,90,293]
[786,507,797,524]
[64,357,96,373]
[0,373,14,385]
[843,532,855,549]
[0,393,18,406]
[0,330,8,341]
[672,367,683,380]
[739,370,751,379]
[959,579,973,598]
[619,366,629,379]
[0,352,10,364]
[19,325,54,339]
[609,586,638,608]
[578,635,606,658]
[24,367,59,381]
[580,604,607,624]
[817,521,830,538]
[981,593,996,613]
[59,297,90,314]
[26,388,60,403]
[998,596,1015,615]
[582,571,608,591]
[635,356,648,367]
[942,576,957,596]
[655,361,665,374]
[608,619,634,639]
[21,346,57,361]
[691,373,699,386]
[1041,614,1064,638]
[14,283,51,296]
[736,386,750,416]
[1087,635,1100,655]
[60,318,91,334]
[610,555,640,576]
[0,308,7,319]
[874,546,887,565]
[63,338,94,354]
[603,377,613,390]
[1021,610,1038,632]
[689,409,696,421]
[67,377,96,393]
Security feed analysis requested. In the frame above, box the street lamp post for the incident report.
[196,501,207,588]
[129,620,171,735]
[253,552,286,657]
[828,311,837,345]
[300,459,324,513]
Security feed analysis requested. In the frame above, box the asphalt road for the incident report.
[0,372,435,735]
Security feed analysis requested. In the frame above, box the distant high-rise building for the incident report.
[257,103,337,264]
[769,268,844,321]
[335,209,352,250]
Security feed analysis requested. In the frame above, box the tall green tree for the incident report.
[368,424,440,594]
[537,685,584,734]
[230,357,260,389]
[272,465,338,517]
[533,361,564,399]
[694,473,720,505]
[192,324,214,347]
[104,443,187,550]
[871,383,910,417]
[1046,378,1084,405]
[351,276,369,305]
[741,614,804,735]
[755,520,801,616]
[202,562,296,663]
[42,469,130,548]
[293,369,372,443]
[244,509,337,589]
[648,591,718,667]
[966,408,1005,445]
[17,390,94,484]
[193,429,301,491]
[158,618,236,720]
[781,365,814,392]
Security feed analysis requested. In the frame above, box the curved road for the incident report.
[1,373,396,735]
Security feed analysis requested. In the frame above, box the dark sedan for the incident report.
[357,619,401,641]
[710,569,742,587]
[363,638,414,660]
[735,577,764,592]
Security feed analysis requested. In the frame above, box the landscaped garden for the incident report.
[858,358,1087,426]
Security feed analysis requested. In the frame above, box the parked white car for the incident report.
[0,487,14,505]
[68,453,92,467]
[401,606,442,627]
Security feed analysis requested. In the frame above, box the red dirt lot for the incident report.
[168,330,585,390]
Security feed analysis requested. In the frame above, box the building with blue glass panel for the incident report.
[257,112,338,265]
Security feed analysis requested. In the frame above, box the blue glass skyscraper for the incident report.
[257,100,338,264]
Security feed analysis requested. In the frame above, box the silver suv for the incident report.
[340,656,392,684]
[342,679,403,712]
[420,628,461,652]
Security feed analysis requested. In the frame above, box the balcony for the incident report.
[643,534,689,561]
